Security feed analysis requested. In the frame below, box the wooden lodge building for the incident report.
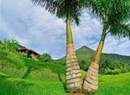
[17,45,39,60]
[0,40,39,60]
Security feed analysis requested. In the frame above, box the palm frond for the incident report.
[110,23,130,39]
[84,0,130,39]
[80,0,130,25]
[31,0,58,14]
[108,0,130,26]
[56,0,81,26]
[31,0,82,26]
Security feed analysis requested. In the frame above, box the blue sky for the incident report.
[0,0,130,59]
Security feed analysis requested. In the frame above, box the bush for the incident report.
[111,69,121,75]
[79,60,89,71]
[100,59,130,75]
[39,53,53,62]
[121,64,129,73]
[104,68,112,74]
[0,39,19,52]
[99,68,105,74]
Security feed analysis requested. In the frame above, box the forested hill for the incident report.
[59,46,130,63]
[77,46,130,63]
[58,46,130,72]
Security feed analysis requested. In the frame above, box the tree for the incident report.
[40,53,53,62]
[30,0,83,92]
[0,39,19,52]
[82,0,130,93]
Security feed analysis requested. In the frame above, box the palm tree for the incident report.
[81,0,130,93]
[30,0,83,92]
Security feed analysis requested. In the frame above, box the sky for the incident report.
[0,0,130,59]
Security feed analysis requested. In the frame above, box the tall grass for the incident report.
[0,74,66,95]
[96,73,130,95]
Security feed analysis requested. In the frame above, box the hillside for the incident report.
[58,46,130,71]
[59,46,130,63]
[0,45,130,95]
[0,48,65,80]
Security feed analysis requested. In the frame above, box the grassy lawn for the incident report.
[0,72,130,95]
[96,73,130,95]
[0,73,66,95]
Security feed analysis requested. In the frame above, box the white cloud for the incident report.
[103,36,130,56]
[0,0,130,59]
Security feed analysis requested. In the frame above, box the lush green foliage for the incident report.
[0,69,130,95]
[58,46,130,74]
[0,48,26,78]
[39,53,53,62]
[0,43,130,95]
[95,73,130,95]
[87,0,130,38]
[31,0,82,25]
[0,47,65,80]
[0,74,66,95]
[0,39,19,52]
[100,59,130,75]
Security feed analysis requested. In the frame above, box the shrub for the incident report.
[104,68,112,74]
[0,39,19,52]
[121,64,129,73]
[111,69,121,75]
[79,60,89,71]
[39,53,53,62]
[99,68,105,74]
[100,59,130,75]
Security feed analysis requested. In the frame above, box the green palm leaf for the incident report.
[110,23,130,39]
[31,0,82,25]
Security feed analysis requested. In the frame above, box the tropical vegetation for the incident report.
[0,0,130,94]
[0,41,130,95]
[30,0,83,92]
[58,46,130,75]
[39,53,53,62]
[81,0,130,93]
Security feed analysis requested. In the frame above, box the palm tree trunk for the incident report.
[83,25,108,93]
[66,18,83,92]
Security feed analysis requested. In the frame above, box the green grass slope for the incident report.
[0,72,130,95]
[0,48,67,94]
[0,73,66,95]
[0,48,65,81]
[97,73,130,95]
[0,47,130,95]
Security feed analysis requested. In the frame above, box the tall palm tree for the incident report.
[30,0,83,92]
[81,0,130,93]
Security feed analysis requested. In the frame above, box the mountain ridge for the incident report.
[57,46,130,69]
[76,45,130,57]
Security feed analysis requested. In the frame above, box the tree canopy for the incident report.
[85,0,130,38]
[31,0,82,25]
